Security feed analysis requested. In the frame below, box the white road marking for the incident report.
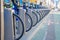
[43,30,48,40]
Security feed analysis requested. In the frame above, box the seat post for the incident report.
[0,0,4,40]
[0,8,1,40]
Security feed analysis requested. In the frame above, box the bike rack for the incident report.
[1,0,51,40]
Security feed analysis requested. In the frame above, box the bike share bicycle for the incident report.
[4,0,24,40]
[26,3,38,26]
[11,0,34,39]
[31,4,41,23]
[22,1,33,32]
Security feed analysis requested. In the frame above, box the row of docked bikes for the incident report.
[4,0,50,40]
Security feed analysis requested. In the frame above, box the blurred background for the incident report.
[0,0,60,40]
